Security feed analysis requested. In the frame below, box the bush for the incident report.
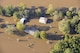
[50,36,80,53]
[34,31,40,38]
[16,21,25,32]
[5,5,14,16]
[40,31,47,40]
[5,25,15,35]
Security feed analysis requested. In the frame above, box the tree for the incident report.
[77,9,80,17]
[13,11,22,19]
[23,10,29,18]
[58,19,70,34]
[76,23,80,34]
[53,14,59,21]
[5,5,14,16]
[64,48,74,53]
[50,36,80,53]
[40,31,47,40]
[53,10,63,21]
[16,21,25,32]
[19,3,26,11]
[0,5,5,15]
[58,11,63,20]
[70,16,80,34]
[66,11,72,18]
[46,4,54,16]
[68,7,73,11]
[71,15,79,26]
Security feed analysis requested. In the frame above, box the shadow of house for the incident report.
[47,33,63,40]
[37,26,50,31]
[25,25,50,31]
[47,19,53,23]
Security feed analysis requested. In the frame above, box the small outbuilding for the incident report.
[39,17,48,24]
[20,18,27,24]
[24,26,39,35]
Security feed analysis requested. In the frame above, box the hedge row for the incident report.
[0,4,80,21]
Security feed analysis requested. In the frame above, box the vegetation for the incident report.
[16,21,25,32]
[0,4,80,53]
[40,31,47,40]
[59,19,71,34]
[5,5,14,16]
[0,5,5,15]
[68,7,74,11]
[53,10,63,21]
[78,9,80,17]
[0,24,3,28]
[76,23,80,34]
[0,4,80,21]
[13,11,22,19]
[66,11,72,18]
[35,8,41,17]
[34,31,40,38]
[46,4,54,16]
[50,35,80,53]
[59,15,80,34]
[19,3,26,11]
[5,25,15,35]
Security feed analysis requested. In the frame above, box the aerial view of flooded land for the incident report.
[0,0,80,53]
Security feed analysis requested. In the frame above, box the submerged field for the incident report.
[0,0,80,53]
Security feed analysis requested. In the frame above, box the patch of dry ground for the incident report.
[0,0,80,53]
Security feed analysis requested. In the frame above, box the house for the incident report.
[20,18,27,24]
[39,17,48,24]
[24,26,39,35]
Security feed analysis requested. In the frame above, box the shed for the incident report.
[39,17,48,24]
[24,27,39,35]
[20,18,27,24]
